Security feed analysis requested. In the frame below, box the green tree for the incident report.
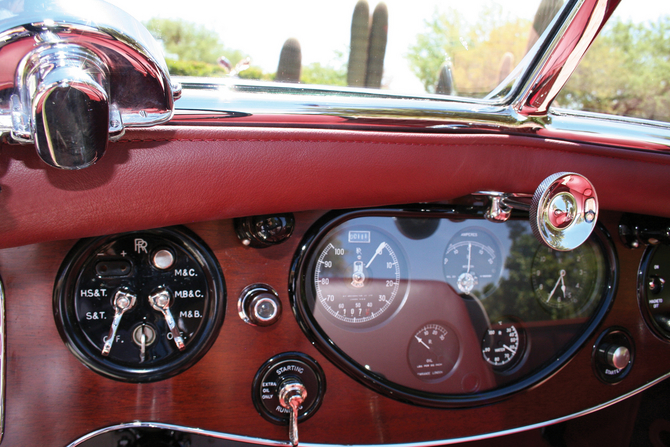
[301,62,347,86]
[406,7,531,96]
[145,18,231,64]
[165,59,227,77]
[557,16,670,122]
[144,18,270,80]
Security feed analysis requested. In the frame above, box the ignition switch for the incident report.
[252,352,326,446]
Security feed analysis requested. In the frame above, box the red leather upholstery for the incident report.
[0,125,667,249]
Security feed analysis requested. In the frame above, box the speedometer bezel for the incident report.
[289,205,618,408]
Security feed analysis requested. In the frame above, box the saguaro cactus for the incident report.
[365,2,388,89]
[347,0,370,87]
[435,60,455,95]
[276,38,302,83]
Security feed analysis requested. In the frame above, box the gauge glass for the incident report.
[313,227,407,327]
[531,239,605,316]
[482,319,526,370]
[443,227,503,298]
[407,323,459,381]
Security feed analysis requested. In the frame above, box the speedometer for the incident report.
[313,227,408,327]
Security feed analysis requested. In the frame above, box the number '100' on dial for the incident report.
[313,227,408,327]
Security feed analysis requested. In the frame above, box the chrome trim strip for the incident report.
[66,371,670,447]
[171,84,670,153]
[166,0,670,154]
[512,0,615,116]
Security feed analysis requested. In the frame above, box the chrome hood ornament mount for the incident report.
[0,0,181,169]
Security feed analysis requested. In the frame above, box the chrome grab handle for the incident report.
[12,42,111,169]
[0,1,181,169]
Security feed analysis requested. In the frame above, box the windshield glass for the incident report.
[557,3,670,122]
[110,0,562,99]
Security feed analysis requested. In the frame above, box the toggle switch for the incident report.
[279,378,308,447]
[252,353,326,446]
[148,289,185,350]
[101,289,137,356]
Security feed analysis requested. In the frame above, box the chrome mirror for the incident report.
[0,0,181,169]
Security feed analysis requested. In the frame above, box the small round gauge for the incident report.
[313,227,407,327]
[482,318,527,371]
[531,239,605,316]
[638,245,670,339]
[443,227,503,298]
[407,323,460,381]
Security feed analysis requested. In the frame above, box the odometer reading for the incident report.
[314,227,407,326]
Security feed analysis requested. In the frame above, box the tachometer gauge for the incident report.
[443,227,503,298]
[313,227,408,327]
[407,322,459,381]
[531,239,605,316]
[482,318,527,371]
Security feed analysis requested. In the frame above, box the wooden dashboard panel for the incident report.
[2,210,669,446]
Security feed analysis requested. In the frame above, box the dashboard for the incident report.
[3,0,670,446]
[3,186,670,446]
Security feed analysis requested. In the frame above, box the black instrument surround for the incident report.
[290,207,617,407]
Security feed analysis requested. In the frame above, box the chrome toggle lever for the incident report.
[148,289,185,350]
[279,378,307,447]
[102,290,137,356]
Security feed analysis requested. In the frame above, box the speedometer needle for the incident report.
[365,242,387,269]
[415,335,431,350]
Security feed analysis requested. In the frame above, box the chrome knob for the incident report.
[605,345,630,370]
[530,172,598,251]
[238,284,282,326]
[279,378,307,447]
